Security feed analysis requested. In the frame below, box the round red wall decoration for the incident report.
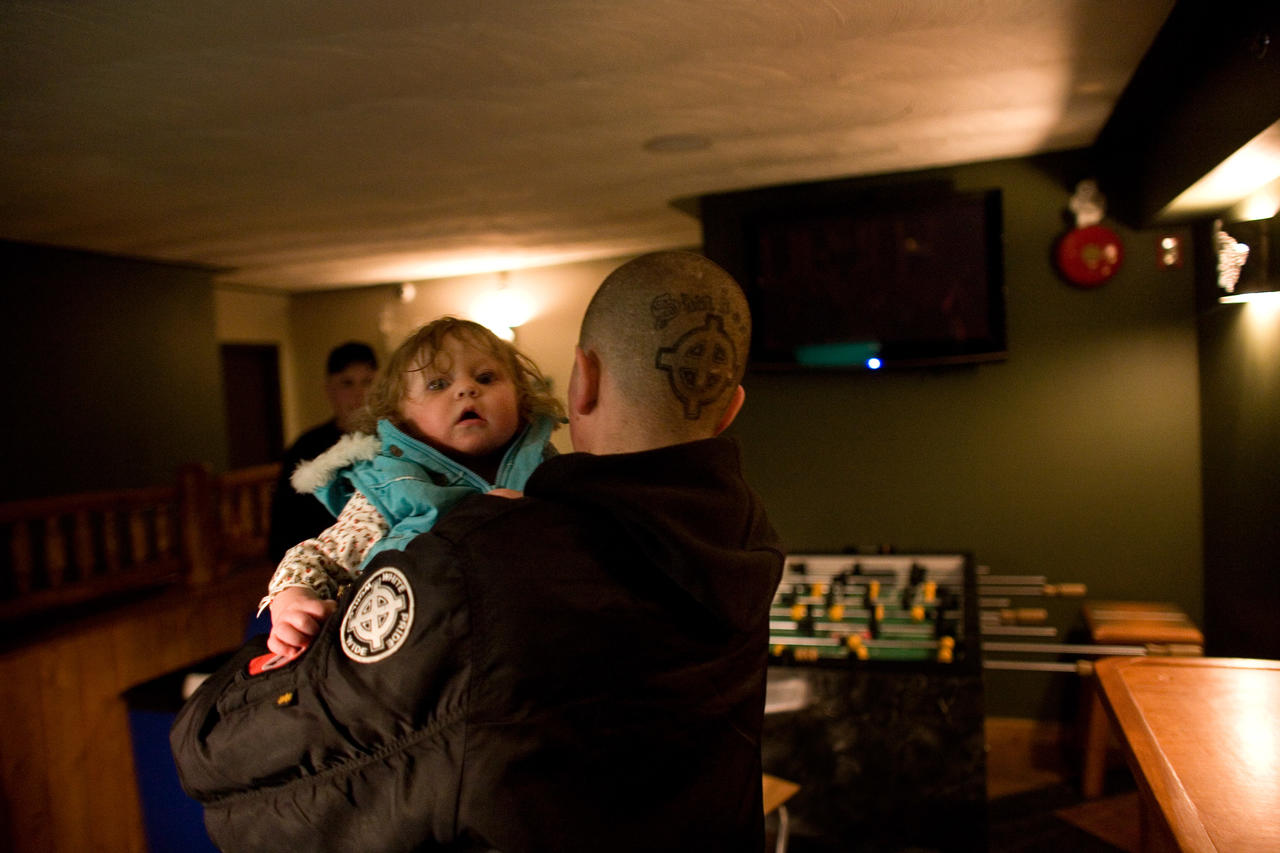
[1055,224,1123,287]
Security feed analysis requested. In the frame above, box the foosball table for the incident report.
[761,552,986,852]
[766,552,975,666]
[761,548,1197,850]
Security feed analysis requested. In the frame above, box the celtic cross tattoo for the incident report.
[654,313,737,419]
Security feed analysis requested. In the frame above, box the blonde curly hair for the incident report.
[356,316,564,436]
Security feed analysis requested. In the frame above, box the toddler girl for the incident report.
[263,316,564,657]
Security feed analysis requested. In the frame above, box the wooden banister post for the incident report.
[179,463,217,585]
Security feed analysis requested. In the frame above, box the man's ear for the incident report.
[713,385,745,435]
[569,346,600,416]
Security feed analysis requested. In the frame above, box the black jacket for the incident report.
[172,437,784,852]
[267,419,344,561]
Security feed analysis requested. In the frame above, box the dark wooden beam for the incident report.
[1093,1,1280,227]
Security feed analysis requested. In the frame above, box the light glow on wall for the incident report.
[469,278,536,341]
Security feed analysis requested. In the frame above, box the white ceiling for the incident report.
[0,0,1176,291]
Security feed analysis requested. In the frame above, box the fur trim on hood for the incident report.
[290,432,380,495]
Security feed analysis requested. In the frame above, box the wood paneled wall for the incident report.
[0,567,268,852]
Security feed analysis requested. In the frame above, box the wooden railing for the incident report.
[0,463,281,852]
[0,462,280,627]
[214,462,279,563]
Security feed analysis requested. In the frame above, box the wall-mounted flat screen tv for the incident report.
[699,180,1007,371]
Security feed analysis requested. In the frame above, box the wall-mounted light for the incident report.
[471,273,535,340]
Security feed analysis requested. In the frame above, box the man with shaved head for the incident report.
[175,251,784,852]
[571,249,753,451]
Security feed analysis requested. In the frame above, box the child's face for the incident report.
[399,334,521,461]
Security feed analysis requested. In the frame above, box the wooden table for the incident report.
[1093,656,1280,852]
[1080,601,1204,798]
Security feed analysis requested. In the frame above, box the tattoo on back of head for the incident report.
[655,314,738,419]
[649,291,718,329]
[650,293,680,330]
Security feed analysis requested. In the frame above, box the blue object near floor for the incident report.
[123,654,231,853]
[244,606,272,640]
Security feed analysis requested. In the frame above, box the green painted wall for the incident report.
[1,241,228,501]
[726,153,1203,717]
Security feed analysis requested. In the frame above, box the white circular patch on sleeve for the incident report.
[340,567,415,663]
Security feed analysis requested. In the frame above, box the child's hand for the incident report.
[267,586,338,657]
[487,488,523,499]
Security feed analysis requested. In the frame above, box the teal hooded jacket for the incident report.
[291,414,559,565]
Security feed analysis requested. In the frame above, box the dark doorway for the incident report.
[220,344,284,468]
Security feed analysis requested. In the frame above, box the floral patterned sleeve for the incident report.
[257,490,389,614]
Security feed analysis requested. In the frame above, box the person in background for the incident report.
[267,341,379,562]
[174,251,784,853]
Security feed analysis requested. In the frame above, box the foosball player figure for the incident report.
[868,603,884,639]
[824,578,846,617]
[793,646,821,663]
[932,589,959,639]
[796,609,816,636]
